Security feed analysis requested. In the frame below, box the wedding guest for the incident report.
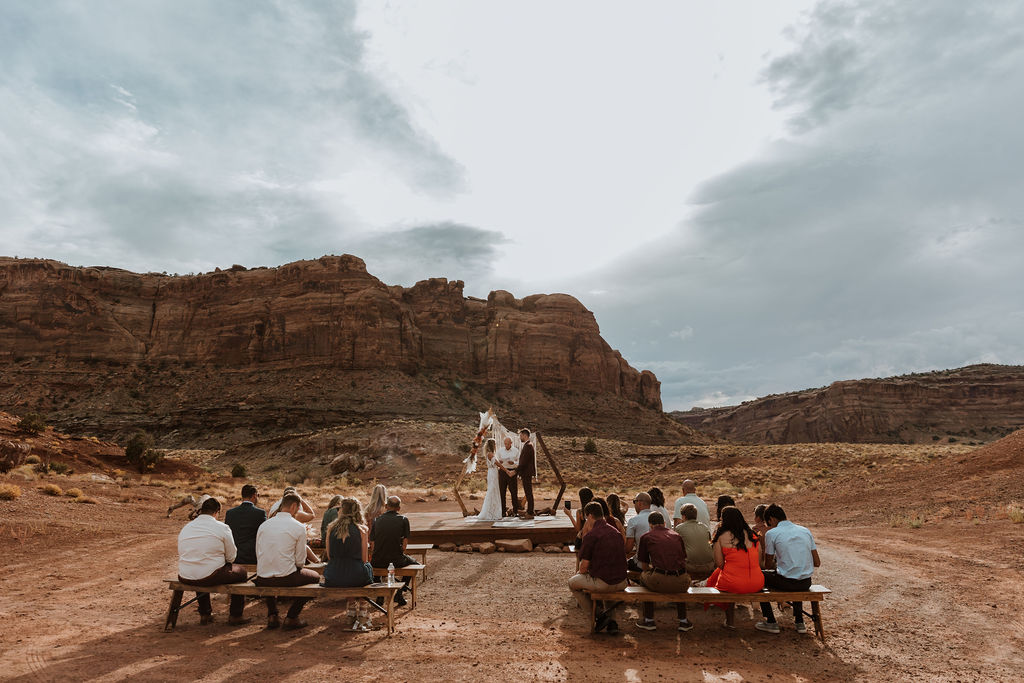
[268,486,316,523]
[706,506,764,630]
[674,503,715,579]
[566,487,595,562]
[365,484,388,528]
[255,493,320,630]
[225,484,266,565]
[177,497,249,625]
[752,503,768,542]
[568,501,628,634]
[625,492,653,571]
[320,495,343,543]
[711,495,736,535]
[647,487,672,524]
[606,494,628,528]
[323,498,376,630]
[369,496,415,607]
[672,479,711,527]
[633,512,693,632]
[582,497,626,541]
[756,504,821,635]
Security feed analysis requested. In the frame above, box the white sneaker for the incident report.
[795,621,808,634]
[755,621,781,634]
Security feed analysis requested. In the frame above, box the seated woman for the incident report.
[705,506,764,629]
[565,487,595,563]
[711,494,736,536]
[365,484,388,529]
[318,495,344,546]
[322,497,375,630]
[647,487,672,524]
[580,497,626,541]
[606,493,628,529]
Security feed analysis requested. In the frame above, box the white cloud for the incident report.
[669,327,695,342]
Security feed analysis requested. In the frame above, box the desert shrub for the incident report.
[0,484,22,500]
[64,487,83,498]
[1008,504,1024,524]
[263,463,280,472]
[77,496,98,504]
[124,431,163,472]
[231,463,247,478]
[583,438,598,454]
[570,438,578,449]
[289,466,313,485]
[50,462,72,475]
[39,483,63,496]
[17,413,47,434]
[25,454,41,465]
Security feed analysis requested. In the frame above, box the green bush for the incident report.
[231,463,247,478]
[17,413,47,434]
[124,431,163,472]
[583,438,598,454]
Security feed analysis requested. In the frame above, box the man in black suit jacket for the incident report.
[516,429,536,518]
[225,484,267,565]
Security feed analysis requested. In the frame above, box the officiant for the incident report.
[496,436,520,518]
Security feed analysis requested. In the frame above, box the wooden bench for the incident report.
[406,544,432,578]
[584,584,832,641]
[371,564,426,608]
[238,563,325,575]
[164,580,403,635]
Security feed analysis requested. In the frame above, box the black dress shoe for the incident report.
[228,616,252,626]
[199,614,214,625]
[394,593,408,607]
[594,613,610,633]
[266,615,281,630]
[606,620,620,635]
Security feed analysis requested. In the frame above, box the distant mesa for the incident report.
[670,364,1024,444]
[0,255,698,446]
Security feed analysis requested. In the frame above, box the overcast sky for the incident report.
[2,0,1023,410]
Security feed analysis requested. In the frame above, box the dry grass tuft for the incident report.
[64,488,83,499]
[0,483,23,500]
[1008,503,1024,524]
[76,496,99,504]
[39,483,63,497]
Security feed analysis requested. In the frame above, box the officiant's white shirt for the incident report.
[496,444,520,468]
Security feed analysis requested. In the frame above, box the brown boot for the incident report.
[228,616,252,626]
[266,614,281,630]
[199,614,214,625]
[282,617,308,630]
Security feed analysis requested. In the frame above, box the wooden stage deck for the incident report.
[407,511,576,546]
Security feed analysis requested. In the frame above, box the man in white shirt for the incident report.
[756,503,821,635]
[624,491,653,571]
[176,496,250,625]
[672,479,711,527]
[255,493,321,630]
[496,436,520,518]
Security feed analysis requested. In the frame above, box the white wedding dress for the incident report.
[475,454,503,521]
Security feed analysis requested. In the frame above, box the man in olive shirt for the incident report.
[674,503,715,578]
[369,496,414,607]
[568,501,628,634]
[635,512,692,631]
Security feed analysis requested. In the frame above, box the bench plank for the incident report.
[406,545,431,580]
[371,565,425,608]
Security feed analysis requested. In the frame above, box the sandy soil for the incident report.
[2,473,1023,683]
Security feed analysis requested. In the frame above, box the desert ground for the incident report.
[2,425,1023,682]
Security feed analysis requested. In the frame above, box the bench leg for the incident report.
[811,601,825,641]
[410,575,417,610]
[164,590,184,632]
[387,591,395,636]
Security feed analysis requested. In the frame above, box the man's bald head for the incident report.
[386,496,401,510]
[682,479,696,494]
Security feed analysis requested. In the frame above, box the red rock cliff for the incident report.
[671,365,1024,444]
[0,256,671,444]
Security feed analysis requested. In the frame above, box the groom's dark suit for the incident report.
[516,441,536,516]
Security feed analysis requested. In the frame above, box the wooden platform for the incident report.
[407,511,576,546]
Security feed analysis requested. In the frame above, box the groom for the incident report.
[496,436,519,518]
[516,429,536,519]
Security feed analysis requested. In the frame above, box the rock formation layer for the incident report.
[0,256,688,446]
[671,364,1024,444]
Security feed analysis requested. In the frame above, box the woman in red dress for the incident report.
[706,506,764,629]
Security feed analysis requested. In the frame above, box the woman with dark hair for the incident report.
[705,506,764,629]
[752,504,768,540]
[711,495,736,535]
[647,487,671,523]
[582,496,626,541]
[566,487,595,561]
[606,493,627,527]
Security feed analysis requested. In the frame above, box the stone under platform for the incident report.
[406,511,576,546]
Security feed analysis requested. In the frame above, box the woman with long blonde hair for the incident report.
[365,484,387,527]
[322,497,374,630]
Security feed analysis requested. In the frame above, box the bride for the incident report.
[475,439,505,521]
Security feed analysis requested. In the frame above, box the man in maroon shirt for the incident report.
[568,501,628,634]
[634,511,693,631]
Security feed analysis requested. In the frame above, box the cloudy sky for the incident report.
[3,0,1023,410]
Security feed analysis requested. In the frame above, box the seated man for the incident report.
[756,503,821,635]
[224,484,266,565]
[674,503,716,579]
[634,512,693,632]
[176,496,249,625]
[672,479,711,527]
[568,501,628,634]
[369,496,415,607]
[624,492,652,572]
[268,486,316,523]
[255,493,321,630]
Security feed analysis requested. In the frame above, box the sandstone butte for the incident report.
[671,363,1024,444]
[0,255,698,446]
